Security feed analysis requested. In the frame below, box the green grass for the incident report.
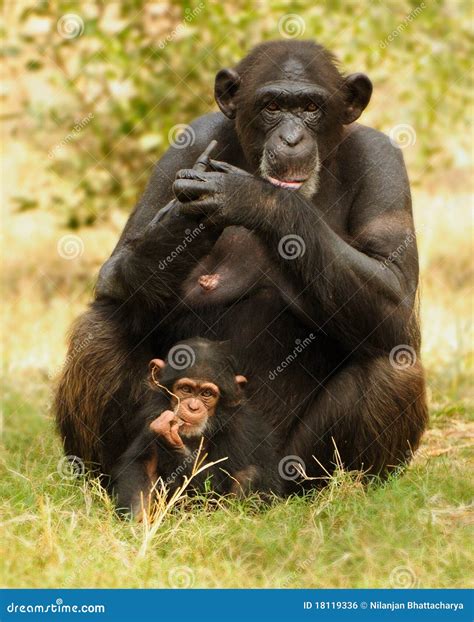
[1,386,472,589]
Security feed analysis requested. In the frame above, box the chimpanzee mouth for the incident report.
[265,175,308,190]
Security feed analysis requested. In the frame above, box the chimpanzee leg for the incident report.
[286,356,428,488]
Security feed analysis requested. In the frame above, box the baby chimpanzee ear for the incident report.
[149,358,166,374]
[235,375,248,387]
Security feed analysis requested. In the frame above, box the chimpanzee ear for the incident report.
[235,374,248,387]
[149,358,165,374]
[214,68,241,119]
[342,73,373,125]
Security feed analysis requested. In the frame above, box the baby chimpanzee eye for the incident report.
[180,385,192,394]
[201,389,214,398]
[306,102,318,112]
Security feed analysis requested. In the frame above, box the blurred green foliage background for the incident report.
[2,0,472,227]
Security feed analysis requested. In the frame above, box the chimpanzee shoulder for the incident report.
[338,123,407,181]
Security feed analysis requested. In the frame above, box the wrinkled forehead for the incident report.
[280,58,311,81]
[249,56,312,84]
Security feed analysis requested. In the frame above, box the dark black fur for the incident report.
[55,40,427,494]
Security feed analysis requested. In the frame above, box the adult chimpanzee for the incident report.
[54,40,427,490]
[112,338,281,516]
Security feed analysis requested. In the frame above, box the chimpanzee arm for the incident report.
[94,114,228,315]
[112,400,192,516]
[111,428,158,517]
[175,133,419,350]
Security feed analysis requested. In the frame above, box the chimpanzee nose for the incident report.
[188,399,201,412]
[280,127,304,148]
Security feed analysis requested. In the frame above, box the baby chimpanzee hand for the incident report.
[149,410,185,450]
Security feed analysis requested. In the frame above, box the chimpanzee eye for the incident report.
[306,102,318,112]
[180,385,192,394]
[266,101,280,112]
[201,389,214,398]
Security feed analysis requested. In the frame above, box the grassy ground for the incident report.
[1,141,473,588]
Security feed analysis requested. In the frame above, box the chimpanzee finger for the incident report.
[173,178,208,202]
[169,420,184,448]
[208,159,251,176]
[192,139,218,172]
[174,174,223,203]
[175,168,208,181]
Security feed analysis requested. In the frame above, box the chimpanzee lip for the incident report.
[266,175,308,189]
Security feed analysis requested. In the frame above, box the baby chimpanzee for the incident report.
[112,338,281,516]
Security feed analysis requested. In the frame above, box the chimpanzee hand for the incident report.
[149,410,185,450]
[173,159,254,223]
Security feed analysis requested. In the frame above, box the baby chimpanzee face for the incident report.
[169,377,221,437]
[149,337,247,439]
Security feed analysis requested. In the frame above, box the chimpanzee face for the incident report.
[170,377,220,437]
[149,338,248,438]
[214,41,372,199]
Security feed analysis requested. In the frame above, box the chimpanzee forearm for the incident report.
[112,425,193,516]
[96,212,218,314]
[222,181,417,349]
[95,136,222,315]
